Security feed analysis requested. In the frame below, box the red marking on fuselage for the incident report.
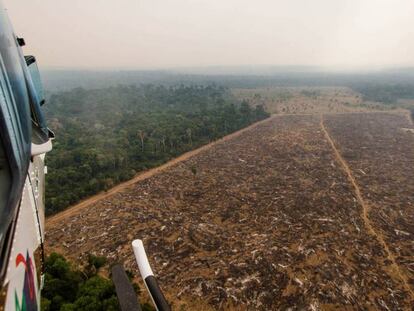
[15,252,35,299]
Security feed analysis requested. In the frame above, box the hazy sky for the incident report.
[3,0,414,70]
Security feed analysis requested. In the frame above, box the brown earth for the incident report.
[47,116,274,227]
[323,112,414,300]
[46,111,414,310]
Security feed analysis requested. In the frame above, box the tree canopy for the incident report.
[41,253,154,311]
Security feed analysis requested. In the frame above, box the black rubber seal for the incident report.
[144,276,171,311]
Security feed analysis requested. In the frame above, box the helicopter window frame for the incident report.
[22,55,49,144]
[0,54,30,209]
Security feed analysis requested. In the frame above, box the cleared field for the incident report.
[233,86,386,114]
[46,112,414,310]
[324,113,414,297]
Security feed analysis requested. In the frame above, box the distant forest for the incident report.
[44,85,269,215]
[42,68,414,92]
[352,83,414,104]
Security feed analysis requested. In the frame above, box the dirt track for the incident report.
[320,115,414,299]
[46,116,276,227]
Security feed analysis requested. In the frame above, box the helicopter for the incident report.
[0,0,53,309]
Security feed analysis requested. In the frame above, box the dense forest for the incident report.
[44,84,269,215]
[351,83,414,104]
[41,253,153,311]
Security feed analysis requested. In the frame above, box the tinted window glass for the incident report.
[27,59,44,104]
[0,10,30,146]
[26,59,48,143]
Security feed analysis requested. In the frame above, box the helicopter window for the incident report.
[25,56,44,106]
[25,57,49,144]
[0,10,31,148]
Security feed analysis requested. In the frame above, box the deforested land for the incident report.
[47,107,414,310]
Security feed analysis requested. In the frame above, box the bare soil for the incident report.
[46,111,414,310]
[47,117,273,227]
[324,112,414,300]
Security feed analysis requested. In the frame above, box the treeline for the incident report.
[45,84,269,215]
[42,253,154,311]
[42,68,414,92]
[352,83,414,104]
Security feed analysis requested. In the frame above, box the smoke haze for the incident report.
[4,0,414,70]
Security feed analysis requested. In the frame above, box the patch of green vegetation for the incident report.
[41,253,154,311]
[352,83,414,104]
[190,165,197,175]
[300,89,320,99]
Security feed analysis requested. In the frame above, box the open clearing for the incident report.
[46,111,414,310]
[233,86,386,115]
